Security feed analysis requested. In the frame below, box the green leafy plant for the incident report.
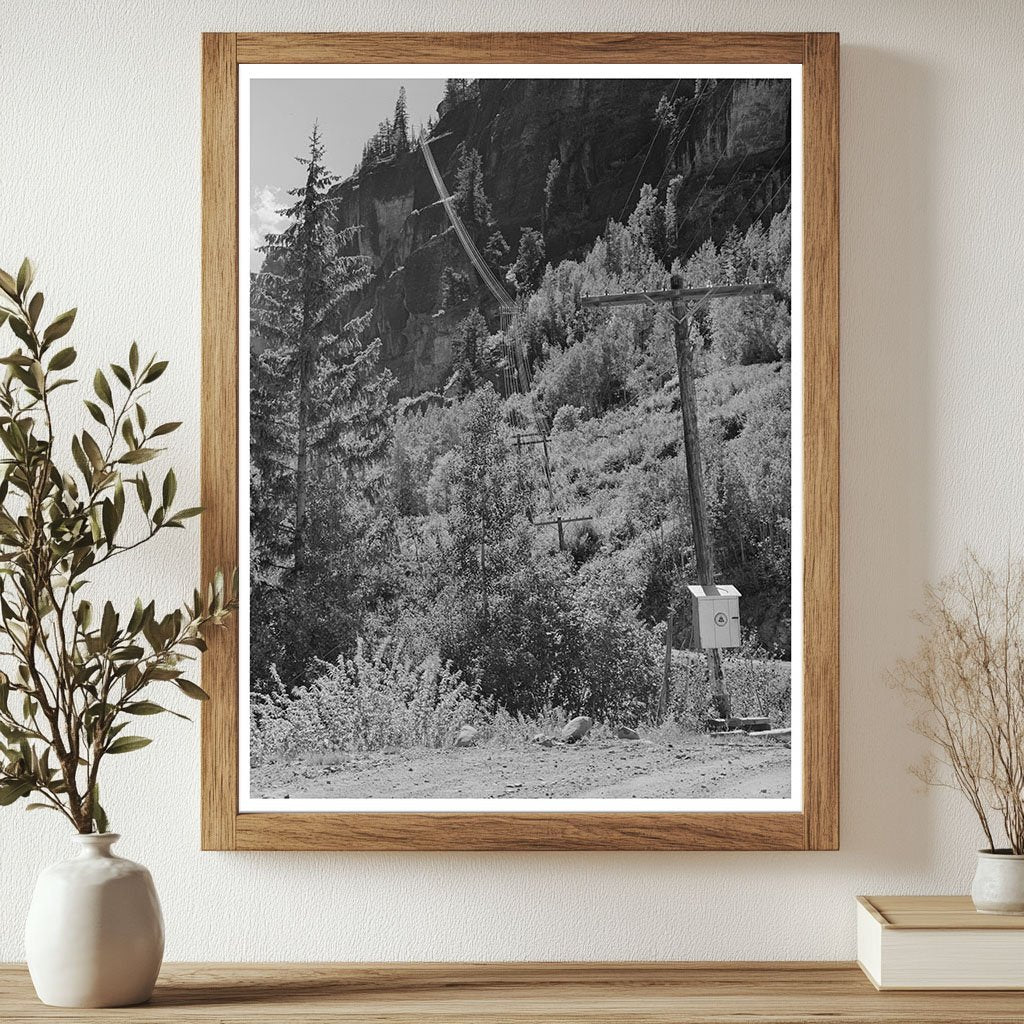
[0,259,236,833]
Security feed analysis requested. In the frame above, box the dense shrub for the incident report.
[668,635,790,728]
[563,561,662,724]
[551,404,584,432]
[252,172,794,736]
[473,557,580,716]
[250,641,483,763]
[534,316,635,418]
[722,633,791,725]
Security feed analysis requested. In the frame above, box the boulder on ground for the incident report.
[455,724,479,747]
[615,726,640,740]
[560,716,593,743]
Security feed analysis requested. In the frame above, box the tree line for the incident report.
[250,94,792,731]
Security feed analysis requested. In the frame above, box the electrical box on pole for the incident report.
[687,584,742,650]
[582,275,779,720]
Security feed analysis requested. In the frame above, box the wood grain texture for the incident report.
[234,810,805,852]
[862,896,1024,930]
[236,32,807,64]
[200,32,840,851]
[200,32,238,852]
[801,32,841,851]
[3,962,1023,1023]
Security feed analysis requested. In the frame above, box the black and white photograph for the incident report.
[241,65,801,809]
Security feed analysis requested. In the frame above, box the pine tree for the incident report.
[449,309,489,397]
[484,230,509,267]
[249,130,393,688]
[392,86,409,154]
[446,387,531,629]
[506,227,547,295]
[452,144,507,263]
[453,144,491,229]
[654,91,679,138]
[253,125,346,568]
[665,174,685,245]
[443,78,469,107]
[542,158,561,231]
[250,125,396,685]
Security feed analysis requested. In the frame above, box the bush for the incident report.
[474,557,580,716]
[534,316,634,418]
[722,633,791,725]
[667,650,713,730]
[564,560,661,724]
[667,634,790,728]
[250,641,485,763]
[551,404,583,432]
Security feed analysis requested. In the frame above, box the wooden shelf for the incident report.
[3,962,1024,1022]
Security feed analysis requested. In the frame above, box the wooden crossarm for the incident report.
[532,515,594,527]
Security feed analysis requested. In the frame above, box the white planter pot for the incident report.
[971,850,1024,915]
[25,833,164,1007]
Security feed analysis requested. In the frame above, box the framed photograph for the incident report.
[201,32,838,851]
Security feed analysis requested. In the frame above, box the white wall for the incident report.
[1,0,1022,962]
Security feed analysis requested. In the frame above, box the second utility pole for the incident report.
[581,277,783,718]
[669,274,728,718]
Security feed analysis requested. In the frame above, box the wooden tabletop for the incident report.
[860,894,1024,929]
[3,962,1024,1023]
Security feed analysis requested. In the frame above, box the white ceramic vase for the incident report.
[971,850,1024,915]
[25,833,164,1007]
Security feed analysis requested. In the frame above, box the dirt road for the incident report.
[252,733,790,800]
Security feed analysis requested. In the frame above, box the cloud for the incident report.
[250,185,290,268]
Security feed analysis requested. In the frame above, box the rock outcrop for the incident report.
[329,77,790,398]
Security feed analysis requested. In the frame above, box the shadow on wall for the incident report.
[837,46,937,873]
[159,45,956,967]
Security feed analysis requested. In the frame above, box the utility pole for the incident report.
[582,277,781,719]
[514,431,556,508]
[659,608,675,723]
[669,274,727,717]
[533,514,593,551]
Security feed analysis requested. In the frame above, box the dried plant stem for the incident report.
[896,552,1024,854]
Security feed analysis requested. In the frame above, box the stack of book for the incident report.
[857,895,1024,990]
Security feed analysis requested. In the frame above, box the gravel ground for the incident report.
[251,732,790,800]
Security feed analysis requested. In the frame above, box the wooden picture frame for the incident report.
[201,31,839,851]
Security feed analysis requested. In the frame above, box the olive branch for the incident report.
[0,259,236,833]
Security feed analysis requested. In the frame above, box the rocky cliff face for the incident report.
[331,77,789,398]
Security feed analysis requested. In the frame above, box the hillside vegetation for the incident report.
[250,80,792,766]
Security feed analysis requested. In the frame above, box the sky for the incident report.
[249,78,446,266]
